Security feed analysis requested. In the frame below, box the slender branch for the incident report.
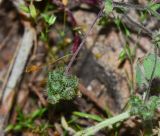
[65,7,104,74]
[0,23,36,136]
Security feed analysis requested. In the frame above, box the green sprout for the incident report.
[5,108,49,134]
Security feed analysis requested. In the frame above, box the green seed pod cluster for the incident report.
[45,68,78,104]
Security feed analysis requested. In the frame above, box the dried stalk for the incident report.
[0,23,36,136]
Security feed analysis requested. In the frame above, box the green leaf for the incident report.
[147,2,160,20]
[136,53,160,88]
[14,124,23,131]
[40,31,48,42]
[30,108,47,120]
[16,108,25,121]
[136,62,147,88]
[149,3,160,11]
[5,124,15,132]
[19,4,30,13]
[48,15,56,25]
[118,49,126,62]
[121,22,130,37]
[124,26,130,37]
[98,16,109,26]
[29,4,37,19]
[104,0,113,15]
[119,44,133,62]
[114,17,121,28]
[143,54,160,79]
[73,111,103,122]
[42,14,56,25]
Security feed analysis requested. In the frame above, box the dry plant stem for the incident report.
[29,85,48,106]
[0,23,36,136]
[65,8,104,74]
[1,24,35,103]
[0,41,20,101]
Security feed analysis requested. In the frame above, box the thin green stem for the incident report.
[74,111,130,136]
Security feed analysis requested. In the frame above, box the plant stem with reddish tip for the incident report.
[65,7,104,74]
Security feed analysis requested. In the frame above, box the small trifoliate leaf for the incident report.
[104,0,113,15]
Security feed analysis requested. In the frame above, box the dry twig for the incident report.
[0,22,36,135]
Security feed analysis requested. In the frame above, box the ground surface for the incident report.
[0,0,159,136]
